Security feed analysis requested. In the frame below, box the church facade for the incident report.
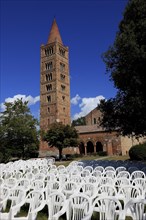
[39,19,145,157]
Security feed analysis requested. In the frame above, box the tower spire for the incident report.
[47,18,63,44]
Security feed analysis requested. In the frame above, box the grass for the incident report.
[55,154,130,167]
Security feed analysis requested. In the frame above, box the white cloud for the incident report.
[72,95,105,120]
[0,94,40,111]
[71,94,81,105]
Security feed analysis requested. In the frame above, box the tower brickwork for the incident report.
[40,19,71,153]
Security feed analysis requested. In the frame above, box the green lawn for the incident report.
[55,154,130,167]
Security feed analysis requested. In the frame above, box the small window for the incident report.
[94,118,96,124]
[59,48,65,57]
[60,63,65,72]
[46,73,52,81]
[46,62,53,70]
[60,74,65,81]
[48,118,50,125]
[46,84,52,91]
[47,96,51,102]
[45,47,53,56]
[61,85,65,91]
[63,107,65,112]
[48,107,50,113]
[62,96,65,101]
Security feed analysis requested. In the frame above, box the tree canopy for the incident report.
[0,99,39,162]
[43,122,79,160]
[99,0,146,137]
[72,117,86,126]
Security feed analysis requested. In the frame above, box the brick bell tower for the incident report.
[40,19,71,153]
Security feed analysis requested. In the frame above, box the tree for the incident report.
[43,122,79,160]
[99,0,146,137]
[72,117,86,126]
[0,99,39,162]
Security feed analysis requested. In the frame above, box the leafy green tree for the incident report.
[72,117,86,126]
[43,122,79,160]
[99,0,146,137]
[0,99,39,162]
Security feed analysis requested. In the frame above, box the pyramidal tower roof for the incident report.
[47,18,63,44]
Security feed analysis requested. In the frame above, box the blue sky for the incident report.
[1,0,128,121]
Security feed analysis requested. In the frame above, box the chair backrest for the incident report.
[104,166,115,172]
[96,184,117,198]
[116,166,126,175]
[118,185,141,207]
[124,198,146,220]
[79,182,96,199]
[47,192,66,219]
[17,178,30,192]
[94,166,105,174]
[93,196,123,220]
[131,170,146,180]
[117,171,131,179]
[84,166,93,173]
[99,177,114,186]
[62,181,79,199]
[0,186,10,211]
[25,190,45,220]
[67,193,92,220]
[9,187,26,207]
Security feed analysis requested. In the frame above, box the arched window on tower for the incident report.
[59,48,65,57]
[46,62,53,70]
[45,47,53,56]
[46,73,52,81]
[60,74,65,81]
[46,84,52,91]
[62,96,65,101]
[61,84,65,91]
[60,63,65,72]
[47,95,51,103]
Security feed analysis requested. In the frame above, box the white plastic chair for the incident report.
[0,186,10,211]
[132,178,146,199]
[93,196,123,220]
[122,198,146,220]
[9,190,45,220]
[62,181,79,199]
[118,185,142,208]
[54,193,93,220]
[16,178,30,192]
[47,192,67,220]
[79,182,96,201]
[0,187,26,220]
[96,184,117,198]
[115,177,130,193]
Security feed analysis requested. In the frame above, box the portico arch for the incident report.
[87,141,94,154]
[96,141,103,152]
[79,142,85,155]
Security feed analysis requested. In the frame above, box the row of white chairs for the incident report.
[0,185,146,220]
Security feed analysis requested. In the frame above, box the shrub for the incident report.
[98,151,107,156]
[129,142,146,160]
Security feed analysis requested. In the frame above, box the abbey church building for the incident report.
[39,19,145,157]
